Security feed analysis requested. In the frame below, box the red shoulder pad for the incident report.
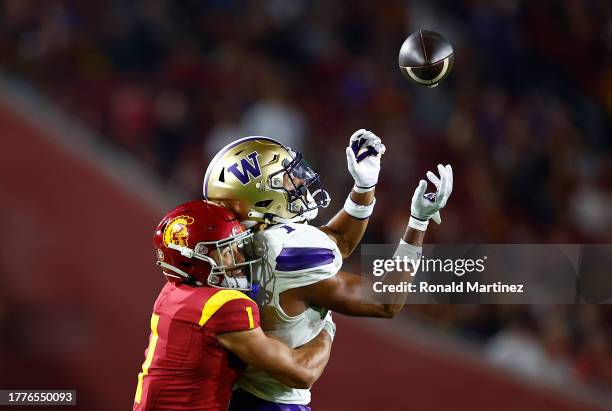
[198,289,260,334]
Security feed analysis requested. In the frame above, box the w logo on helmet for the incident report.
[227,152,261,184]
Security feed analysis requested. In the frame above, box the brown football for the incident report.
[399,30,454,88]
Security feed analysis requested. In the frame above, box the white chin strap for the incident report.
[157,261,204,286]
[220,275,249,289]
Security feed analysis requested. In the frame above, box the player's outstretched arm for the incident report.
[306,165,453,318]
[320,129,385,258]
[217,318,335,389]
[319,187,375,259]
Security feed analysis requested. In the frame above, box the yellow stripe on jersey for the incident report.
[135,313,160,404]
[246,306,254,329]
[198,289,254,327]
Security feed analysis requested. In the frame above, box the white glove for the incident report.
[409,164,453,231]
[345,129,386,192]
[321,311,336,341]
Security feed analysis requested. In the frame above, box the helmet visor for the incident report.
[268,151,330,215]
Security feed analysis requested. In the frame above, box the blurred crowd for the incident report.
[408,304,612,391]
[1,0,611,393]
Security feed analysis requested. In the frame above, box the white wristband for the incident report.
[393,239,422,261]
[353,184,375,193]
[343,195,376,219]
[408,216,429,231]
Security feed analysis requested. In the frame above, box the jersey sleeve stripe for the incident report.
[275,247,335,271]
[246,306,254,329]
[198,289,254,327]
[134,313,160,404]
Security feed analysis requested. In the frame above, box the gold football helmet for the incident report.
[203,136,330,224]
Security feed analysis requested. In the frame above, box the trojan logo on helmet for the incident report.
[162,215,194,248]
[203,136,330,225]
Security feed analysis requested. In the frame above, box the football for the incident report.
[399,30,454,88]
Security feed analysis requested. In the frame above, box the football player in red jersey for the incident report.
[133,200,334,411]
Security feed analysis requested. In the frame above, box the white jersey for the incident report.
[235,222,342,404]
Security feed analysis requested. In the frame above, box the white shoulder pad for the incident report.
[261,223,342,285]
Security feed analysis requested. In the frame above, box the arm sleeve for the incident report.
[205,298,260,334]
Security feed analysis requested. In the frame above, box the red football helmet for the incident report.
[153,200,259,290]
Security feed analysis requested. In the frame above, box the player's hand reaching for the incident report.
[345,129,386,192]
[409,164,453,231]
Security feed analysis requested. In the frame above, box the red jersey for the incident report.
[134,282,260,411]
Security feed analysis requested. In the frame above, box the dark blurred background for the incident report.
[0,0,611,410]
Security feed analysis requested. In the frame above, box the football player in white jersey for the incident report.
[203,130,453,410]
